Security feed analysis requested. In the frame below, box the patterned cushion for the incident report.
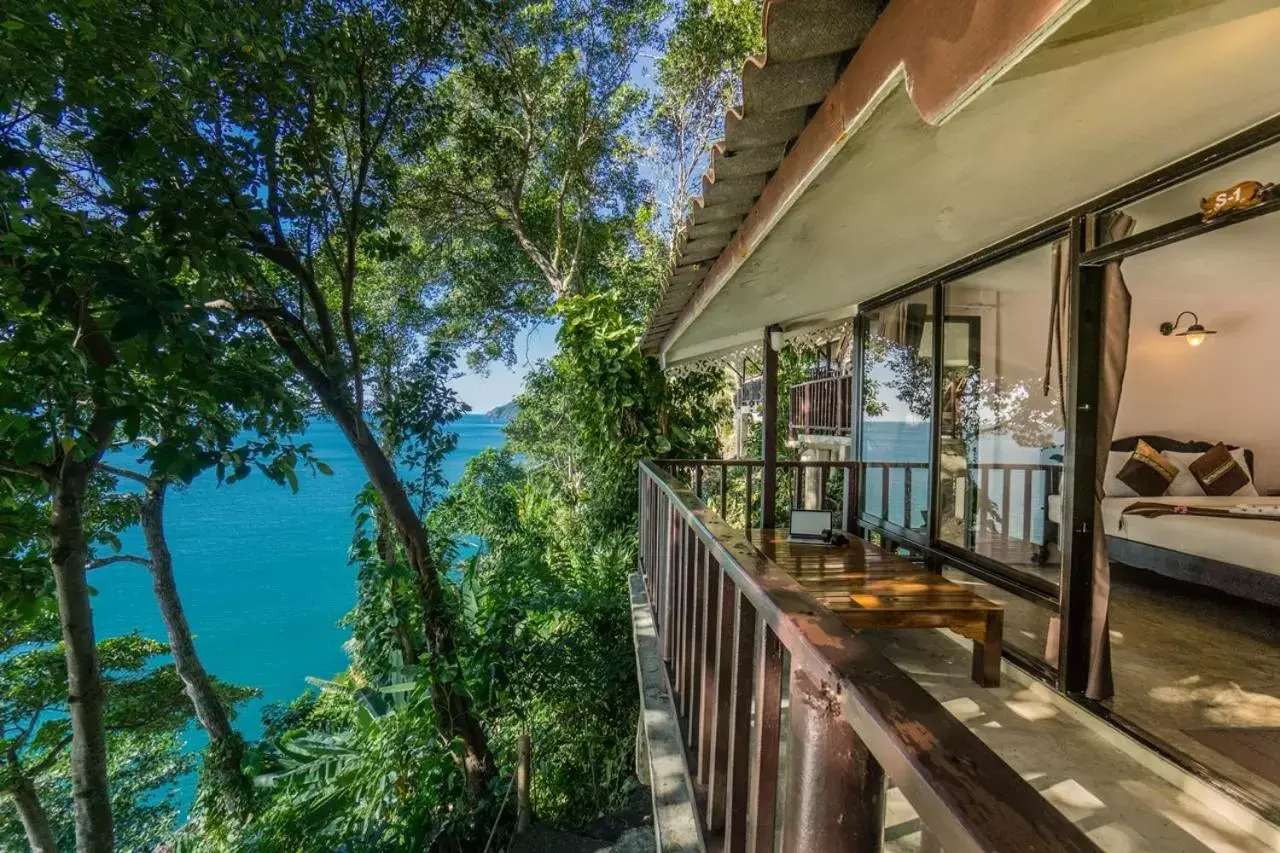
[1189,442,1252,496]
[1116,439,1178,497]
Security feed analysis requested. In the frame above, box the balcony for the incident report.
[632,459,1275,853]
[788,373,852,440]
[633,459,1097,853]
[736,376,764,410]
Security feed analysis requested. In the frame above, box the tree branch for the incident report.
[244,233,340,358]
[24,735,74,778]
[0,458,50,480]
[88,555,151,570]
[99,463,150,485]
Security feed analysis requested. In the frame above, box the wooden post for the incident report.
[517,733,532,835]
[846,313,865,533]
[782,670,885,853]
[762,325,779,529]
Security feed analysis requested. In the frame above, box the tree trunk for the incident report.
[262,316,495,796]
[9,775,59,853]
[138,481,233,740]
[326,397,495,796]
[137,480,249,812]
[49,469,114,853]
[375,500,420,667]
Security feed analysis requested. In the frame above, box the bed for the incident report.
[1047,436,1280,606]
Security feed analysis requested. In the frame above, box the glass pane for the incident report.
[936,241,1066,588]
[942,567,1057,666]
[860,290,935,534]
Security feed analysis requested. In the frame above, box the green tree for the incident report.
[1,5,259,844]
[0,188,215,853]
[649,0,763,251]
[0,606,254,852]
[66,0,499,796]
[411,0,662,305]
[95,331,317,826]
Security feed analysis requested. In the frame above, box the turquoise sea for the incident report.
[91,414,508,803]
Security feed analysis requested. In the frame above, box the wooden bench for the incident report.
[746,529,1004,686]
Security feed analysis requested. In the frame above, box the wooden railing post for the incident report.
[720,462,728,520]
[782,669,885,853]
[744,623,783,853]
[663,502,677,662]
[698,557,727,787]
[685,536,706,745]
[716,589,752,845]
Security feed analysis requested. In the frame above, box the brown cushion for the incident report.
[1189,442,1251,496]
[1116,439,1178,497]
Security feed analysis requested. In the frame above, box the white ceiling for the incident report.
[665,0,1280,364]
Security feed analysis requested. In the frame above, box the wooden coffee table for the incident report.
[747,529,1004,686]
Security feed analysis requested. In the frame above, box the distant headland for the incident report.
[485,401,518,420]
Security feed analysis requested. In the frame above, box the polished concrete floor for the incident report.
[945,560,1280,815]
[1106,567,1280,810]
[866,627,1280,853]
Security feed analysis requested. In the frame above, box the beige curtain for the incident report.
[1084,211,1136,700]
[1044,213,1134,700]
[872,300,909,343]
[1044,239,1071,422]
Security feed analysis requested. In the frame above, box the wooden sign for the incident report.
[1200,179,1268,220]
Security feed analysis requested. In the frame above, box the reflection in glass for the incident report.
[936,241,1066,587]
[860,291,935,534]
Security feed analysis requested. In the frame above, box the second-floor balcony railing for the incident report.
[636,459,1100,853]
[789,373,852,438]
[735,376,764,409]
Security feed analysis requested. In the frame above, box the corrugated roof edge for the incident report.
[643,0,1091,361]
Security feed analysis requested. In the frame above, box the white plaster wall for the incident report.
[1116,291,1280,491]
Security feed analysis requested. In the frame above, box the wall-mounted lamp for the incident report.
[1160,311,1217,347]
[768,325,783,352]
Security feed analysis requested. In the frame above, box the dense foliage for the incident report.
[0,0,750,848]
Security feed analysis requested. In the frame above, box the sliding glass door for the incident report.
[935,239,1067,592]
[859,291,935,539]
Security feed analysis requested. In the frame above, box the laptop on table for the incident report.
[788,509,836,544]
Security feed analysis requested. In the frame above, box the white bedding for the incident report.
[1047,495,1280,576]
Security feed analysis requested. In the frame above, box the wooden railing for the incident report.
[663,458,1063,555]
[658,459,859,533]
[735,376,763,409]
[788,373,852,438]
[636,460,1099,853]
[957,463,1063,551]
[861,460,930,529]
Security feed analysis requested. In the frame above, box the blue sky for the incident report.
[450,322,560,411]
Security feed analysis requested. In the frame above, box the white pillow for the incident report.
[1163,452,1205,497]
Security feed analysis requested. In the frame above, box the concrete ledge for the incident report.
[629,573,705,853]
